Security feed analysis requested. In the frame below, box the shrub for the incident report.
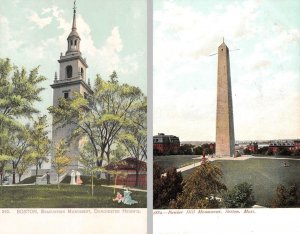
[153,163,183,209]
[172,162,226,209]
[271,184,298,207]
[222,182,255,208]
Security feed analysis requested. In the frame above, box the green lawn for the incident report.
[182,158,300,207]
[154,155,197,170]
[0,184,146,208]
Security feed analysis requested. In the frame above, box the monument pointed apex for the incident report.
[72,0,77,30]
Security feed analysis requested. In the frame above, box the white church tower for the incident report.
[51,1,92,169]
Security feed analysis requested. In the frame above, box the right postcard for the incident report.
[153,0,300,233]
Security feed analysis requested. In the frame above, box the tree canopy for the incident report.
[222,182,256,208]
[48,71,147,170]
[172,163,226,209]
[0,58,46,184]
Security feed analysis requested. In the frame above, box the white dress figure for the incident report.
[70,170,76,185]
[123,188,138,205]
[76,171,83,185]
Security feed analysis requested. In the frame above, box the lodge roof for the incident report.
[105,157,147,171]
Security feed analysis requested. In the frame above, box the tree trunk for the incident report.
[57,173,60,189]
[91,172,94,196]
[12,162,16,184]
[114,175,118,194]
[97,159,103,167]
[35,162,38,185]
[18,174,22,183]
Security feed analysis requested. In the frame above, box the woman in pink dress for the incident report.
[76,171,83,185]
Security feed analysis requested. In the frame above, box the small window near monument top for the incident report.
[66,65,72,78]
[84,92,88,99]
[64,92,69,99]
[81,68,84,77]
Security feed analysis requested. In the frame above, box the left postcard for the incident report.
[0,0,147,233]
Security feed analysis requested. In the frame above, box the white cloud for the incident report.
[16,6,139,79]
[0,15,22,55]
[27,11,52,29]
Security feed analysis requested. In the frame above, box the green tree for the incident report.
[8,127,32,184]
[119,97,147,186]
[153,163,183,209]
[293,149,300,156]
[0,58,46,184]
[78,143,100,196]
[30,115,50,183]
[16,153,35,183]
[52,140,71,188]
[111,143,127,162]
[178,144,194,155]
[278,148,292,156]
[222,182,256,208]
[243,148,252,155]
[49,72,146,168]
[257,146,269,155]
[173,163,227,209]
[0,155,14,185]
[266,148,274,156]
[271,184,298,207]
[202,143,214,155]
[194,146,203,155]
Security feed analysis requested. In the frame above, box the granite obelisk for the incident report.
[215,40,235,157]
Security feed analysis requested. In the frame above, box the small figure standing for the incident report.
[70,170,76,185]
[112,192,124,203]
[201,152,207,165]
[46,171,50,184]
[76,171,83,185]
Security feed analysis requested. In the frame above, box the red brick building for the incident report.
[269,142,295,154]
[246,142,258,153]
[294,140,300,151]
[153,133,180,155]
[105,157,147,188]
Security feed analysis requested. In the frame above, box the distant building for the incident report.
[105,157,147,188]
[246,142,258,153]
[153,133,180,155]
[269,141,294,154]
[294,140,300,151]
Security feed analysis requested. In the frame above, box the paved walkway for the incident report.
[101,184,147,192]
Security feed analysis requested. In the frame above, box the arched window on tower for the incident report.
[81,68,84,78]
[66,65,72,78]
[71,40,73,46]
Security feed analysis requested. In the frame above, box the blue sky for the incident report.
[153,0,300,141]
[0,0,147,131]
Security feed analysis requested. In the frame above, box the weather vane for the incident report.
[209,38,240,56]
[73,0,76,12]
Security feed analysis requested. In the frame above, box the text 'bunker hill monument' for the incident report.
[215,40,235,157]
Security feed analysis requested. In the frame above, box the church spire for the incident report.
[66,0,81,55]
[72,0,77,30]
